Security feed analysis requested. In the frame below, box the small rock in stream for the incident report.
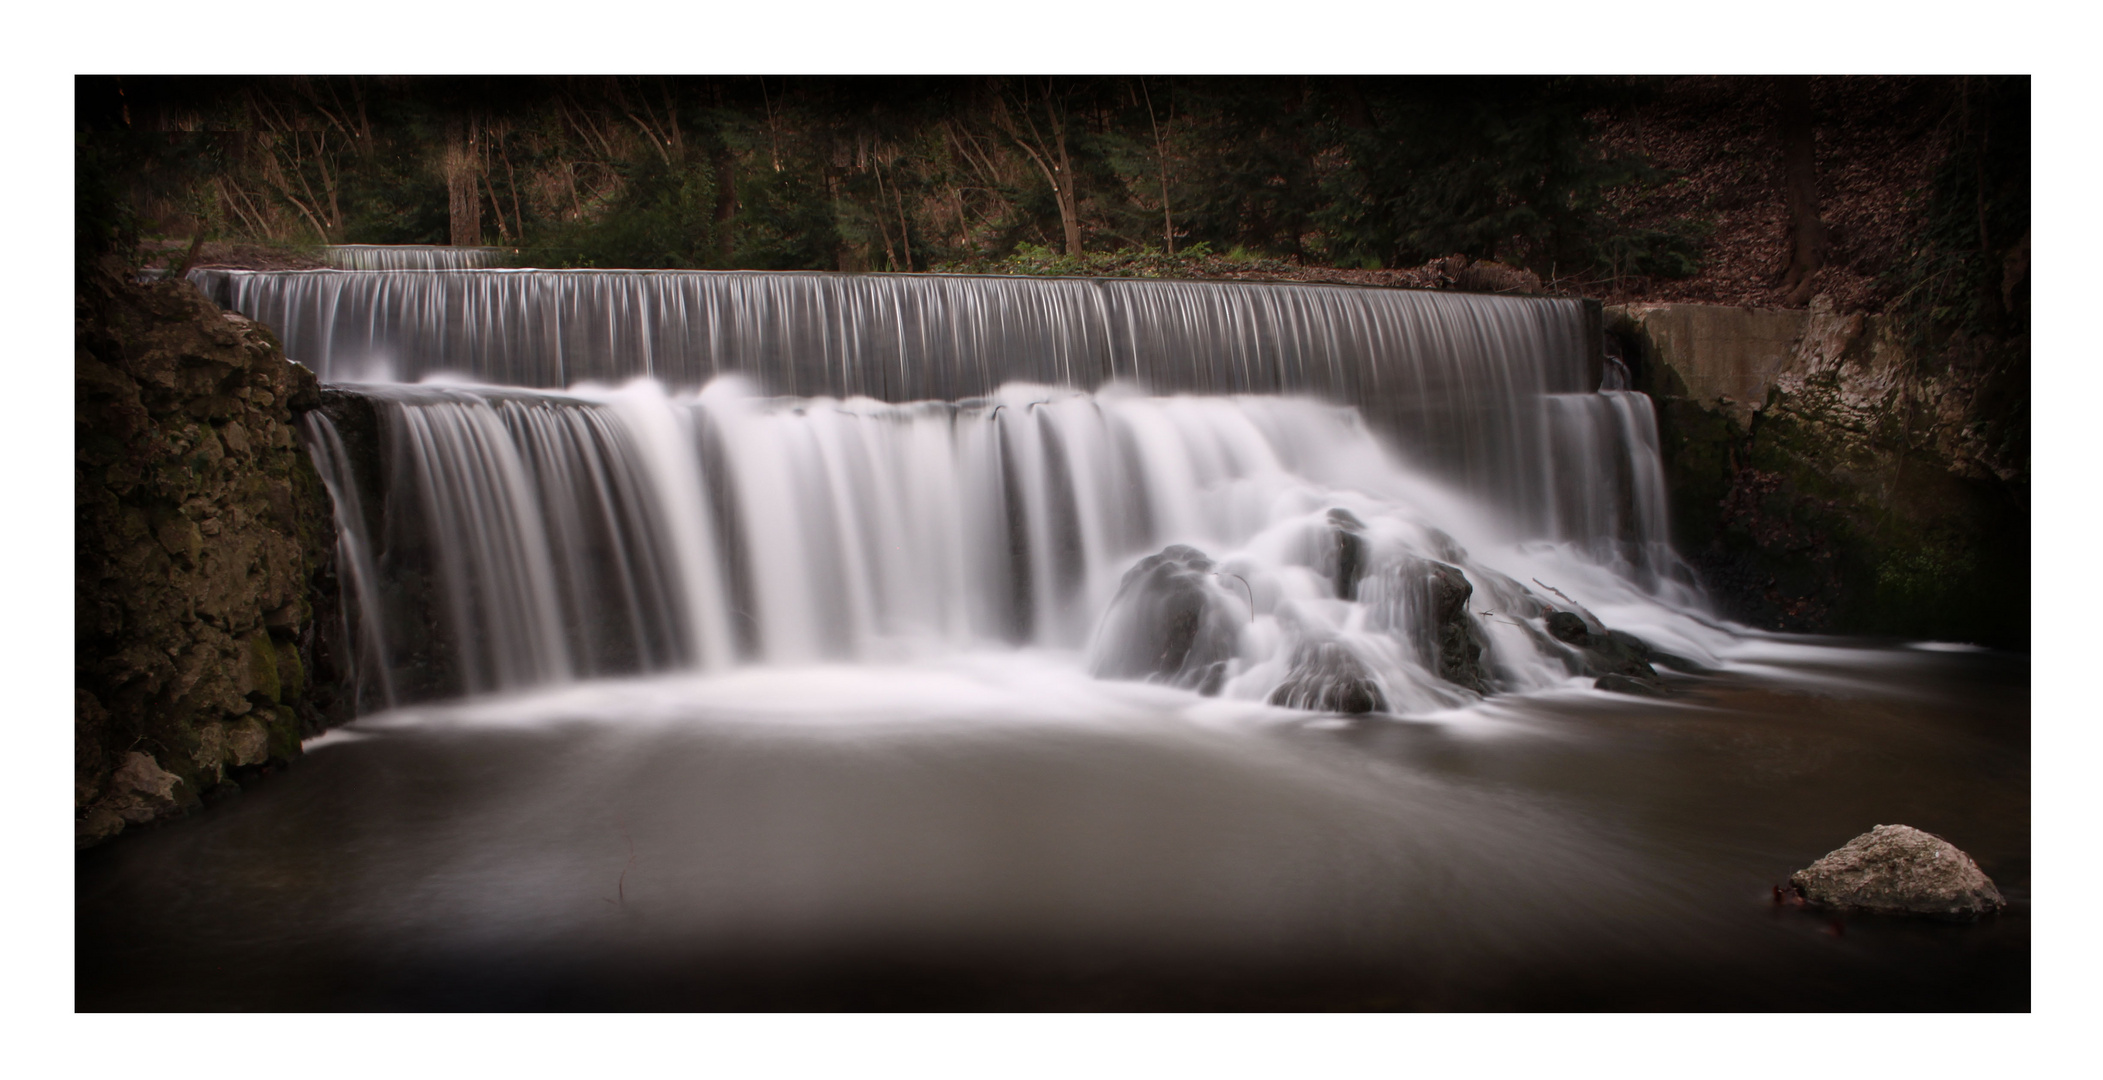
[1787,824,2006,919]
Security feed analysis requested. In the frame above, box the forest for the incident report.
[75,75,2024,323]
[71,75,2038,1019]
[75,74,2031,646]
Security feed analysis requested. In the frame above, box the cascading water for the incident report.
[257,267,1710,716]
[322,244,513,271]
[85,261,2024,1011]
[199,268,1667,550]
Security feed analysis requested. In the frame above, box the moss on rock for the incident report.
[75,267,339,847]
[1612,300,2026,648]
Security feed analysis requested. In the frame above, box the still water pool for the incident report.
[77,640,2025,1011]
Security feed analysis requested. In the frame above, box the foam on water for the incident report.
[307,373,1727,720]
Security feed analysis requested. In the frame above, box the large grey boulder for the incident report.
[1789,824,2006,919]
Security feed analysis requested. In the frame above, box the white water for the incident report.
[244,265,1735,718]
[199,269,1601,534]
[323,245,512,271]
[85,263,2027,1012]
[310,374,1715,716]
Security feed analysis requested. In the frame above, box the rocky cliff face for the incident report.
[1611,298,2026,648]
[75,269,342,846]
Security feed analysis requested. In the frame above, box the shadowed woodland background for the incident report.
[76,75,2029,648]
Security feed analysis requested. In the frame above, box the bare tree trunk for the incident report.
[712,84,737,266]
[1052,117,1081,256]
[1141,78,1175,253]
[446,118,483,247]
[713,148,738,264]
[1775,77,1829,306]
[870,155,902,271]
[1001,81,1085,256]
[894,178,915,272]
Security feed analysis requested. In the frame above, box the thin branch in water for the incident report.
[1216,572,1256,623]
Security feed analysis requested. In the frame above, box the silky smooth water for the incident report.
[305,377,1695,711]
[77,267,2026,1010]
[195,270,1599,528]
[76,643,2027,1010]
[323,245,512,271]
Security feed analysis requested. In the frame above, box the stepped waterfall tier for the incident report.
[194,270,1611,526]
[226,267,1700,714]
[321,245,513,271]
[306,378,1696,713]
[79,262,2025,1012]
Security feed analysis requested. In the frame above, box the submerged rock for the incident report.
[1789,824,2006,919]
[1604,628,1708,676]
[1089,545,1242,694]
[1594,673,1667,697]
[1585,632,1661,682]
[1542,607,1675,691]
[1268,641,1387,714]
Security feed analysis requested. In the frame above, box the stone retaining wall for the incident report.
[1609,299,2026,646]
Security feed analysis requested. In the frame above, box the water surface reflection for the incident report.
[77,645,2026,1010]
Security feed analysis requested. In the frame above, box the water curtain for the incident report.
[202,267,1693,712]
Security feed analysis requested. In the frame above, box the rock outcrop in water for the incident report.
[75,269,338,847]
[1323,508,1368,601]
[1422,561,1491,695]
[1088,546,1243,695]
[1541,605,1688,695]
[1267,641,1387,714]
[1788,824,2005,919]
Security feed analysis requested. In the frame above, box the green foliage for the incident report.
[933,241,1295,279]
[1307,78,1683,277]
[1593,219,1712,281]
[732,162,841,270]
[1885,77,2030,346]
[76,128,229,269]
[76,134,141,266]
[530,153,724,269]
[82,76,1718,279]
[336,150,451,245]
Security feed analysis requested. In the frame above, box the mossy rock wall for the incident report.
[1611,299,2027,649]
[75,269,343,847]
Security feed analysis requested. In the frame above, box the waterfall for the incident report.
[195,270,1595,519]
[246,265,1701,713]
[322,245,513,271]
[315,378,1700,712]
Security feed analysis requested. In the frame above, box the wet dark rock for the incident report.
[1607,628,1708,674]
[1424,561,1490,694]
[1788,824,2005,919]
[1545,610,1590,645]
[1325,508,1367,600]
[1090,545,1241,695]
[1543,611,1677,685]
[1594,673,1667,697]
[1269,641,1386,714]
[1584,631,1661,682]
